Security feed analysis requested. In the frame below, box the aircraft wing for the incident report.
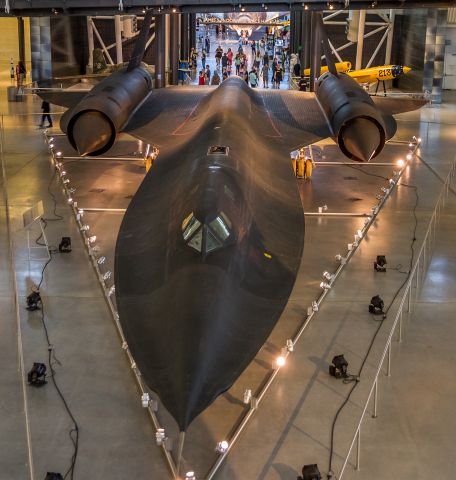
[125,87,332,153]
[38,90,91,109]
[349,73,373,84]
[123,86,213,149]
[258,90,332,151]
[371,95,428,116]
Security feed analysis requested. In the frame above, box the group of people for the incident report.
[193,36,286,89]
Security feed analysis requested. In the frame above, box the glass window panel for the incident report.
[182,212,193,231]
[183,215,201,241]
[188,228,203,252]
[209,216,230,241]
[206,228,222,253]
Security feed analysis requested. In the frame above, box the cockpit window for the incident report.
[209,214,230,241]
[182,211,233,255]
[182,214,201,241]
[188,228,203,252]
[206,229,223,253]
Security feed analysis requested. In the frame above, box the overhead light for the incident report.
[185,473,196,480]
[374,255,387,272]
[320,282,331,290]
[369,295,385,315]
[55,151,62,157]
[356,229,363,238]
[27,362,47,386]
[88,235,97,243]
[406,154,412,161]
[103,271,112,280]
[216,440,229,453]
[80,224,90,231]
[172,7,176,12]
[97,256,106,264]
[286,339,294,352]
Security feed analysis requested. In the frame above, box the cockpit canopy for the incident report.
[182,211,232,255]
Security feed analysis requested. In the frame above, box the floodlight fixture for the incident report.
[60,170,66,176]
[55,151,63,157]
[103,271,112,280]
[28,362,47,386]
[88,235,97,243]
[216,440,229,454]
[320,282,331,290]
[44,473,63,480]
[374,255,387,272]
[381,187,389,194]
[357,229,363,238]
[300,464,322,480]
[286,339,294,352]
[108,285,115,296]
[347,243,353,251]
[329,354,348,379]
[97,256,106,265]
[185,472,196,480]
[312,301,318,311]
[369,295,385,315]
[396,158,405,167]
[409,142,413,148]
[26,291,42,311]
[58,237,72,253]
[406,154,412,161]
[63,179,70,184]
[67,198,73,204]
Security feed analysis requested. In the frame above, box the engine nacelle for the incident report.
[316,72,387,162]
[62,67,152,156]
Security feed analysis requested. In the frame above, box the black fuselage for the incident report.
[115,78,304,430]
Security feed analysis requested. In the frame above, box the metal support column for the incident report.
[302,12,312,70]
[355,10,366,70]
[154,14,166,88]
[180,13,189,61]
[309,12,321,92]
[17,17,25,64]
[189,13,196,52]
[115,15,123,64]
[384,10,395,65]
[169,13,180,85]
[87,16,94,72]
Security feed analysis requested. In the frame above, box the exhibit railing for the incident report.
[204,138,432,480]
[337,159,456,479]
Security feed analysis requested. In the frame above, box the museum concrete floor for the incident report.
[0,86,455,480]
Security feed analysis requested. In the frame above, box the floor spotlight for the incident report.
[216,440,229,454]
[299,464,321,480]
[369,295,385,315]
[26,291,42,311]
[374,255,387,272]
[329,354,348,379]
[28,363,47,386]
[58,236,72,253]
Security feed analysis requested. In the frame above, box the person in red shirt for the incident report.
[198,70,205,85]
[227,48,233,67]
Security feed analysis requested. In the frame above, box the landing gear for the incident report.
[374,80,387,96]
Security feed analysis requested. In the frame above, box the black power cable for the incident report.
[327,167,419,479]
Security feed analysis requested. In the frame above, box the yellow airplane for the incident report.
[348,65,412,94]
[302,63,411,94]
[303,61,352,77]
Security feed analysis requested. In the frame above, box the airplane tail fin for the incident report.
[127,10,154,72]
[310,12,338,91]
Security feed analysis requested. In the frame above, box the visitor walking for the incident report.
[39,100,52,128]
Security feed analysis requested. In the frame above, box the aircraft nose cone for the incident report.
[341,117,382,162]
[72,111,113,156]
[403,66,411,74]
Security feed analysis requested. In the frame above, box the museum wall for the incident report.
[0,18,31,83]
[50,16,88,77]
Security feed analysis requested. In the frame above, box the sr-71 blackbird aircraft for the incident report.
[41,11,426,433]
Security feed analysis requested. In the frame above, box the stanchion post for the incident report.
[398,309,402,342]
[372,379,378,418]
[356,428,361,471]
[387,342,392,377]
